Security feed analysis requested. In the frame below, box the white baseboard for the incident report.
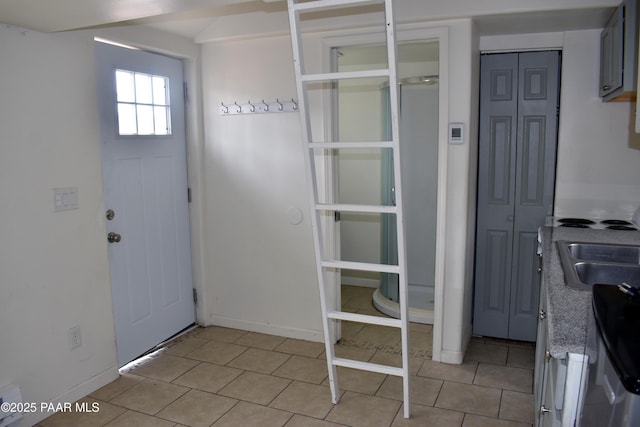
[23,367,119,426]
[438,349,465,364]
[435,324,472,365]
[206,315,324,343]
[340,275,380,288]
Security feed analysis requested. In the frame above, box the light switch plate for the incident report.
[53,187,79,212]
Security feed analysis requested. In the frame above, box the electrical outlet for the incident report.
[69,326,82,350]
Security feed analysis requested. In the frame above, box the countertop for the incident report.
[539,225,640,358]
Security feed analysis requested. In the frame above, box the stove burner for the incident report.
[560,223,591,228]
[601,219,633,226]
[606,225,637,231]
[558,218,596,225]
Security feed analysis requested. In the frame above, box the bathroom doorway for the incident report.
[334,40,440,325]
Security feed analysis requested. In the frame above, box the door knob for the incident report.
[107,232,122,243]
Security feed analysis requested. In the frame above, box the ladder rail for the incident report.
[333,358,404,376]
[381,0,411,418]
[287,0,411,418]
[321,259,399,274]
[308,141,393,149]
[301,68,389,82]
[286,0,341,404]
[327,311,402,328]
[292,0,381,12]
[315,203,397,214]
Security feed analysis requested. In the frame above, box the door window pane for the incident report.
[134,73,153,104]
[115,69,171,136]
[153,77,168,105]
[136,105,154,135]
[154,106,169,134]
[117,104,137,135]
[115,70,135,102]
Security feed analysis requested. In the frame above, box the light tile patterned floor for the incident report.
[38,285,534,427]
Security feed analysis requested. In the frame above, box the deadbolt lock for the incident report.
[107,232,122,243]
[106,209,115,221]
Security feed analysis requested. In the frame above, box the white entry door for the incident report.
[95,41,195,366]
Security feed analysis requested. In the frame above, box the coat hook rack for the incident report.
[220,98,299,115]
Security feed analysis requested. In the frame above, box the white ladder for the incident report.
[286,0,411,419]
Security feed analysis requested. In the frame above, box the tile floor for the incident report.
[39,285,535,427]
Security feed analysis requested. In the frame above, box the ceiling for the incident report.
[0,0,614,40]
[0,0,268,33]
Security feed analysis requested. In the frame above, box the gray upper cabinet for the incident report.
[600,0,639,101]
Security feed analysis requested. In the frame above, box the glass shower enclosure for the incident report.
[375,76,439,324]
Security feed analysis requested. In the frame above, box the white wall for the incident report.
[480,29,640,220]
[555,30,640,219]
[0,26,118,426]
[437,20,478,363]
[201,36,323,340]
[0,24,204,426]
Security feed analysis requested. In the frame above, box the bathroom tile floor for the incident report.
[39,285,535,427]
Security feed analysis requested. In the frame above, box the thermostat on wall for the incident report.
[448,123,465,145]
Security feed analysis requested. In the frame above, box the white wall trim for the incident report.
[479,32,564,52]
[26,367,119,426]
[429,25,449,363]
[207,315,324,343]
[340,275,380,288]
[438,349,465,364]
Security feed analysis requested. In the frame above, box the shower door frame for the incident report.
[380,80,440,310]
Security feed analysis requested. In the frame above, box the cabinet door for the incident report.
[534,276,548,418]
[600,6,624,97]
[540,357,563,427]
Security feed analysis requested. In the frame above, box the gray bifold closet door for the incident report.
[473,51,560,342]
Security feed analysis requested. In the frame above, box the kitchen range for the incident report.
[549,217,638,230]
[581,283,640,426]
[534,210,640,427]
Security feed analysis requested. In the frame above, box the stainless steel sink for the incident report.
[556,241,640,290]
[575,262,640,286]
[566,242,640,264]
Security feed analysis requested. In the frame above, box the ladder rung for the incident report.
[293,0,382,13]
[321,260,399,274]
[333,357,404,376]
[308,141,394,149]
[301,69,389,83]
[316,203,396,214]
[327,310,402,328]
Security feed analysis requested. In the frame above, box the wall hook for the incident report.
[234,101,242,113]
[276,98,284,111]
[261,99,269,112]
[291,98,298,110]
[221,102,229,114]
[248,100,256,112]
